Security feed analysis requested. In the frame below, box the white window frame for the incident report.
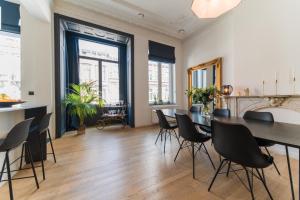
[148,60,175,105]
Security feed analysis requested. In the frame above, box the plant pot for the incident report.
[77,125,86,135]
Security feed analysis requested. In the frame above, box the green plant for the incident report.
[64,82,104,128]
[186,85,220,113]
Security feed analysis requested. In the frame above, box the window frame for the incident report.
[148,60,175,105]
[78,39,120,104]
[0,30,21,100]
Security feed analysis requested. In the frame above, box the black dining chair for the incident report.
[243,111,280,175]
[175,114,215,179]
[19,113,57,180]
[190,105,201,113]
[0,118,39,200]
[155,110,180,153]
[208,120,274,200]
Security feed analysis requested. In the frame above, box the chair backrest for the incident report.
[213,108,231,118]
[0,118,34,151]
[156,110,171,129]
[175,114,199,141]
[39,113,52,133]
[212,120,268,168]
[243,111,274,122]
[190,105,201,113]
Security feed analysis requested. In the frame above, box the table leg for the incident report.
[285,145,295,200]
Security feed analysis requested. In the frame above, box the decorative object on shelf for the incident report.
[244,88,250,96]
[221,85,233,96]
[221,85,233,109]
[64,81,104,135]
[191,0,241,18]
[186,85,220,116]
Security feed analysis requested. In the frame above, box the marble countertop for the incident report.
[0,103,47,113]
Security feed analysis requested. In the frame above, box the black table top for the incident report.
[161,109,300,148]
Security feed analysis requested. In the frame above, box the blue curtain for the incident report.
[119,44,127,102]
[65,32,80,130]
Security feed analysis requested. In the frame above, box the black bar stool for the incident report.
[20,113,57,180]
[0,118,39,200]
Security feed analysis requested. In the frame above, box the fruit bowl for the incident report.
[0,100,25,108]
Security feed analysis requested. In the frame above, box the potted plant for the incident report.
[64,81,104,134]
[187,85,220,116]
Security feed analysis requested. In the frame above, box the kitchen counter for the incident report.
[0,103,47,113]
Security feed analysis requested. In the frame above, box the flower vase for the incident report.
[202,104,210,117]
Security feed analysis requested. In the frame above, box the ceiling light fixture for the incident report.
[191,0,241,19]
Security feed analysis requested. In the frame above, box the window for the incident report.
[148,61,175,104]
[78,39,120,104]
[0,31,20,99]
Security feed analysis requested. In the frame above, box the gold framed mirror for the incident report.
[187,57,222,108]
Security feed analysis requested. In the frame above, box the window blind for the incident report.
[0,0,20,34]
[148,40,175,64]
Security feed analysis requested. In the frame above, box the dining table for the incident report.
[160,108,300,200]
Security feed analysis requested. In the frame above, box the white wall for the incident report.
[183,0,300,107]
[54,1,184,127]
[20,6,55,136]
[183,0,300,157]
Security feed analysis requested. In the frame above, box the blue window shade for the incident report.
[0,0,20,34]
[148,40,175,64]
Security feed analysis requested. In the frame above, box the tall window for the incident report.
[0,31,21,99]
[148,61,175,104]
[79,39,119,104]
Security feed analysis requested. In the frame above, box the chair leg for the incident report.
[26,142,39,189]
[19,143,25,170]
[208,159,226,191]
[255,168,273,200]
[192,142,195,179]
[202,143,216,170]
[0,153,7,182]
[48,129,57,163]
[155,129,162,144]
[39,133,46,180]
[264,147,280,175]
[226,161,231,177]
[5,151,14,200]
[244,167,255,200]
[174,140,185,162]
[172,129,181,145]
[163,130,167,154]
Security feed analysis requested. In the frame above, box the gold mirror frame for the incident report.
[187,57,222,108]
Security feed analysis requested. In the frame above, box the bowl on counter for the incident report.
[0,100,25,108]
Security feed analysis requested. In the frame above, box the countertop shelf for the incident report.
[0,103,47,113]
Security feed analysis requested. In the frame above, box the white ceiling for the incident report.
[61,0,215,39]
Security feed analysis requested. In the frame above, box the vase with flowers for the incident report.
[187,85,220,116]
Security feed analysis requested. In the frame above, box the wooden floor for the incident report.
[0,125,298,200]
